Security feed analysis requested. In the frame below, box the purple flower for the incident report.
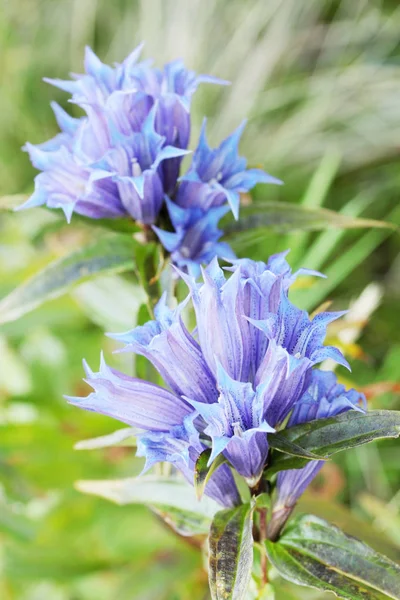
[67,252,356,494]
[152,120,282,273]
[20,45,283,277]
[20,45,226,223]
[89,106,189,224]
[67,351,240,508]
[20,143,126,222]
[177,120,282,219]
[275,370,366,510]
[153,198,235,276]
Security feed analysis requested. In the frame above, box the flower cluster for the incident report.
[20,45,280,274]
[67,251,366,508]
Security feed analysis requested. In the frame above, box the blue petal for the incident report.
[109,299,218,405]
[152,145,191,170]
[153,226,183,252]
[50,101,81,135]
[66,354,192,431]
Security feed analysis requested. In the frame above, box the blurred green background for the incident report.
[1,0,400,598]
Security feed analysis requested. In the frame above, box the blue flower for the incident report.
[68,252,359,493]
[275,370,366,510]
[20,45,283,278]
[67,344,240,508]
[20,143,126,223]
[153,198,235,276]
[155,119,282,272]
[21,105,188,224]
[177,120,282,219]
[20,45,226,223]
[88,106,189,224]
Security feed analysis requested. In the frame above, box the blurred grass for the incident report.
[1,0,400,598]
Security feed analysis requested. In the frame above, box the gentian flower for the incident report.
[19,45,282,277]
[19,45,226,223]
[153,198,235,276]
[67,252,357,500]
[21,105,188,223]
[176,120,282,219]
[87,106,190,224]
[153,121,283,273]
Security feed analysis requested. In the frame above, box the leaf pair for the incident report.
[208,507,400,600]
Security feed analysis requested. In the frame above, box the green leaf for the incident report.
[75,475,220,519]
[265,514,400,599]
[223,201,397,235]
[255,493,271,511]
[151,505,211,537]
[291,202,400,311]
[0,234,138,324]
[208,503,254,600]
[72,213,141,234]
[194,449,228,501]
[268,434,324,460]
[0,498,36,541]
[266,410,400,476]
[74,427,138,450]
[299,495,400,563]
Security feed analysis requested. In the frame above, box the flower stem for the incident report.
[259,507,269,586]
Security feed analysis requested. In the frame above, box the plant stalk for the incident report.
[259,507,269,586]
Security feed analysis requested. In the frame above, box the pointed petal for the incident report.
[153,226,182,252]
[66,356,192,431]
[50,101,81,134]
[152,146,191,170]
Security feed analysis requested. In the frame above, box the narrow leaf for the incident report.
[74,427,138,450]
[268,434,324,460]
[265,514,400,600]
[151,505,211,537]
[224,201,397,235]
[0,234,138,324]
[75,476,219,519]
[267,410,400,474]
[208,503,254,600]
[194,449,228,500]
[299,495,400,563]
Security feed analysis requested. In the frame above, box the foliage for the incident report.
[1,1,400,599]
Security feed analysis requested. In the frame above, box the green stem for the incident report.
[259,507,269,586]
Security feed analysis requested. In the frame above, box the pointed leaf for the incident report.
[266,410,400,476]
[208,503,254,600]
[75,476,219,519]
[151,505,211,537]
[299,495,400,563]
[194,448,228,500]
[268,434,324,460]
[223,201,397,234]
[265,514,400,599]
[73,213,141,234]
[74,427,138,450]
[0,234,138,324]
